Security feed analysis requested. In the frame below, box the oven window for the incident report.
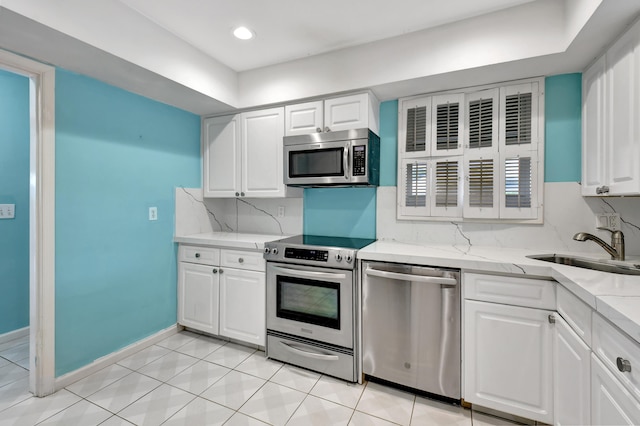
[276,276,340,329]
[289,148,344,178]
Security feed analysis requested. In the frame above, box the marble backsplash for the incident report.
[174,187,303,237]
[376,182,640,257]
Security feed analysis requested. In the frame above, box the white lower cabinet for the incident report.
[592,353,640,425]
[464,299,554,423]
[554,315,591,426]
[178,262,220,335]
[178,244,266,347]
[219,268,265,346]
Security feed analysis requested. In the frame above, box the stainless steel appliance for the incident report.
[283,128,380,187]
[264,235,375,382]
[361,261,461,399]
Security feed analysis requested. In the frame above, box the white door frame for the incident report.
[0,49,56,397]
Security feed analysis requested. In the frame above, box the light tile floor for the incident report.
[0,331,527,425]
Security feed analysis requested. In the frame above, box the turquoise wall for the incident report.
[545,74,582,182]
[55,69,201,376]
[376,74,582,186]
[0,70,30,335]
[303,188,376,239]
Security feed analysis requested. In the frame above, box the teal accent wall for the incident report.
[55,69,201,376]
[544,74,582,182]
[0,70,30,335]
[373,74,583,186]
[379,100,398,186]
[303,188,376,239]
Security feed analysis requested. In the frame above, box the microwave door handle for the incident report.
[343,145,350,180]
[270,265,347,280]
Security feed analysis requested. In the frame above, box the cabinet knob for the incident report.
[195,253,201,258]
[238,258,244,263]
[324,126,331,132]
[316,127,322,133]
[596,186,610,195]
[548,314,556,324]
[219,269,224,274]
[212,268,218,274]
[235,192,240,197]
[617,357,632,372]
[241,192,245,197]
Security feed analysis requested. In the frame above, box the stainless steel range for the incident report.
[263,235,375,382]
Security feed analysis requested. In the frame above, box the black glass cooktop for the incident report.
[272,234,376,250]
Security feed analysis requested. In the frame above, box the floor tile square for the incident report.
[287,394,354,426]
[0,389,81,426]
[167,360,230,395]
[310,375,366,408]
[37,399,112,425]
[349,410,398,425]
[174,335,226,359]
[239,381,306,426]
[0,357,10,368]
[14,358,29,370]
[99,415,136,425]
[0,376,31,412]
[0,363,29,388]
[162,396,234,426]
[236,351,283,380]
[355,382,415,426]
[116,345,171,371]
[411,397,471,425]
[200,370,265,410]
[270,364,321,393]
[155,332,196,351]
[204,342,255,368]
[224,412,270,425]
[118,383,195,425]
[138,351,198,382]
[0,342,28,363]
[86,371,162,413]
[66,364,132,398]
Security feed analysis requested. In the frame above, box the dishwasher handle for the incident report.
[365,266,458,286]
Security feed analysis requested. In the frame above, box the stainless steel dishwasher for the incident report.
[361,261,461,399]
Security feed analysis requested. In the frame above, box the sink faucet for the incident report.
[573,229,625,261]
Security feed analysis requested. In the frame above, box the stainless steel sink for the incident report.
[527,254,640,276]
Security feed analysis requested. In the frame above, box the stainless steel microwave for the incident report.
[283,128,380,187]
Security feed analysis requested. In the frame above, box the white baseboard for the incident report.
[55,324,181,391]
[0,326,29,345]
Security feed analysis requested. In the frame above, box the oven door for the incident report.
[284,140,351,186]
[267,262,353,349]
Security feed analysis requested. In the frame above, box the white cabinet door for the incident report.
[324,93,370,132]
[178,262,219,335]
[219,268,265,346]
[464,300,554,423]
[582,56,606,196]
[592,354,640,425]
[203,115,241,197]
[285,101,323,136]
[554,315,591,426]
[606,24,640,196]
[241,107,287,198]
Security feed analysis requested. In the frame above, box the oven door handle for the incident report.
[365,267,458,286]
[270,266,347,280]
[280,341,340,361]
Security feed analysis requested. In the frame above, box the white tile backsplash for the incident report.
[376,182,640,256]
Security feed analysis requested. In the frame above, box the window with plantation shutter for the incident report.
[505,93,532,146]
[405,161,428,207]
[468,99,493,149]
[504,156,532,208]
[405,105,428,153]
[467,158,494,206]
[432,93,464,156]
[432,157,462,217]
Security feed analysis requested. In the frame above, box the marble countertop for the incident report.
[358,240,640,342]
[174,232,285,250]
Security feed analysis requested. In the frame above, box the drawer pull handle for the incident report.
[548,314,556,324]
[195,253,201,258]
[617,357,632,372]
[238,258,244,263]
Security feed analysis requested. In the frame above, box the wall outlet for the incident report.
[149,207,158,221]
[277,206,285,218]
[596,213,621,230]
[0,204,15,219]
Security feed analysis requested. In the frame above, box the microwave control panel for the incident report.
[353,145,367,176]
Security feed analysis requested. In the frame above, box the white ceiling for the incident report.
[118,0,535,71]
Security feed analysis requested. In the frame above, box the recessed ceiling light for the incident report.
[233,26,254,40]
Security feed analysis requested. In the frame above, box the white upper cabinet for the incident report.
[583,18,640,196]
[203,107,301,198]
[284,93,379,136]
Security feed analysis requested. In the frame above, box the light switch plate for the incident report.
[596,213,621,230]
[0,204,15,219]
[149,207,158,221]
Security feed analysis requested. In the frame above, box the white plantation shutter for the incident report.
[464,154,498,218]
[399,159,430,217]
[431,157,462,217]
[431,94,464,156]
[500,153,539,219]
[401,97,431,157]
[500,83,539,151]
[466,89,499,154]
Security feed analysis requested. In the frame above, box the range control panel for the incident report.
[264,244,356,270]
[284,248,328,262]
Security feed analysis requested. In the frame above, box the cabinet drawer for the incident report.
[221,249,265,272]
[464,273,556,310]
[557,285,592,346]
[593,312,640,401]
[179,245,220,266]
